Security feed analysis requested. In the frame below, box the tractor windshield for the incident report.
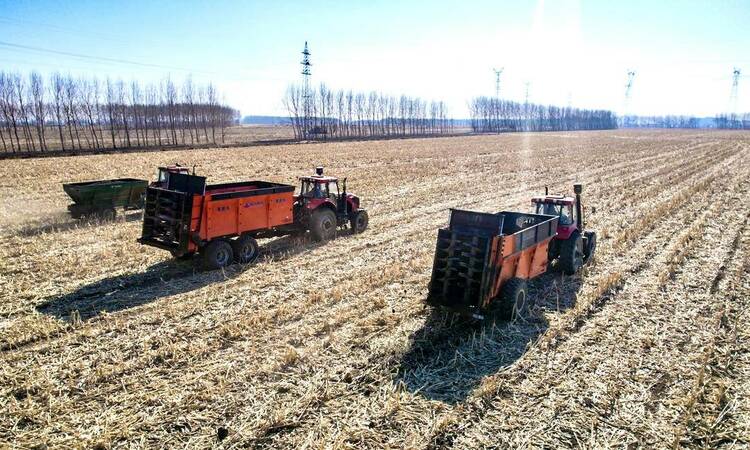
[535,202,574,225]
[300,180,328,199]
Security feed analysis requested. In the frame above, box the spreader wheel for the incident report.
[232,235,260,264]
[202,239,234,270]
[310,209,337,241]
[350,209,369,234]
[559,231,584,275]
[499,278,528,320]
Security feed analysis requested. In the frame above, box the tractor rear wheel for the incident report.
[310,209,337,241]
[232,235,260,264]
[350,210,369,234]
[499,278,528,320]
[583,231,597,263]
[202,239,234,270]
[559,231,584,275]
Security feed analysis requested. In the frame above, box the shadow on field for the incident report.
[396,273,582,404]
[17,211,142,237]
[36,233,332,322]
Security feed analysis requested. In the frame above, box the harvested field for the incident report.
[1,129,749,448]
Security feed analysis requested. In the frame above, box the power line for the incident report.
[0,40,218,75]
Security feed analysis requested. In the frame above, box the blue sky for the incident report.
[1,0,748,117]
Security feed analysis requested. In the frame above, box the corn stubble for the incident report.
[1,129,750,448]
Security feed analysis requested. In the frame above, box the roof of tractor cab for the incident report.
[531,195,575,205]
[299,175,339,183]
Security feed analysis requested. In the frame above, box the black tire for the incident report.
[559,231,584,275]
[583,231,597,263]
[350,209,369,234]
[232,235,260,264]
[310,208,337,241]
[498,278,528,320]
[202,239,234,270]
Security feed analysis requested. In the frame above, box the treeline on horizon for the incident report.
[469,97,618,132]
[621,114,750,129]
[713,113,750,129]
[284,83,454,140]
[0,71,238,154]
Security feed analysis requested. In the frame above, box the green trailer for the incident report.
[63,178,148,219]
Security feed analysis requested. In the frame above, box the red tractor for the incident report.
[531,183,596,274]
[294,167,369,241]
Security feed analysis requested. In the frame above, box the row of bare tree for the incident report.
[714,113,750,129]
[470,97,617,132]
[284,83,453,140]
[0,71,238,154]
[620,115,704,128]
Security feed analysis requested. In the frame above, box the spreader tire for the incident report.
[559,231,584,275]
[350,209,369,234]
[202,239,234,270]
[232,235,260,264]
[310,209,337,241]
[499,278,528,320]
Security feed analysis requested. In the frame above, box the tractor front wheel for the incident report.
[202,239,234,270]
[232,235,260,264]
[350,210,369,234]
[559,231,584,275]
[499,278,528,320]
[310,209,337,241]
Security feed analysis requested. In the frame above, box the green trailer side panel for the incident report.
[63,178,148,213]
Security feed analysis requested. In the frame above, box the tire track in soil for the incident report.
[671,212,750,448]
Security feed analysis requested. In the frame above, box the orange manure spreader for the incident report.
[138,167,368,269]
[426,184,596,319]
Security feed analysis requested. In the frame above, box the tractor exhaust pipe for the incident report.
[573,183,583,230]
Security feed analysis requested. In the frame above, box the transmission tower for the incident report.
[730,67,741,127]
[301,41,312,139]
[623,70,636,127]
[524,81,530,105]
[493,67,504,98]
[625,70,635,100]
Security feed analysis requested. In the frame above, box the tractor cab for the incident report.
[531,194,578,240]
[153,165,191,188]
[296,167,360,216]
[531,184,597,274]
